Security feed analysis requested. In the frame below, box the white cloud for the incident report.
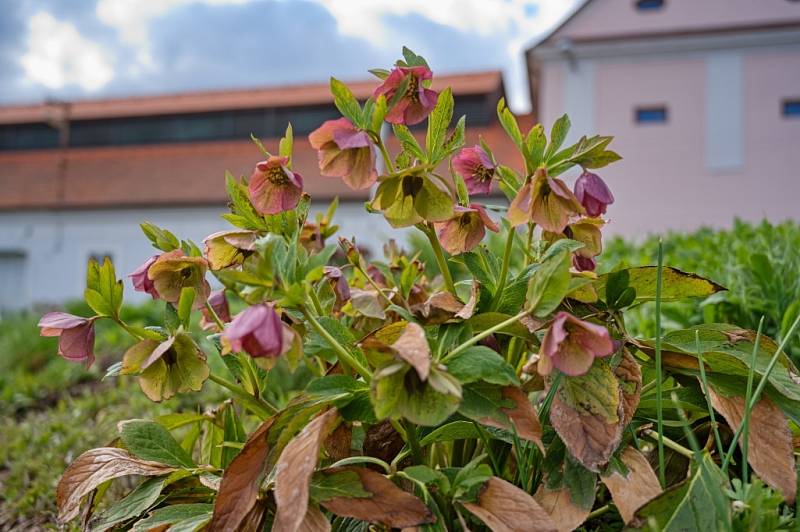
[95,0,250,68]
[20,11,114,92]
[311,0,582,111]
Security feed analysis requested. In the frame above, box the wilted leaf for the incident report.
[350,288,387,319]
[316,466,435,528]
[57,448,175,523]
[455,280,480,319]
[210,419,274,531]
[533,484,590,532]
[462,477,557,532]
[596,266,725,303]
[297,505,332,532]
[274,409,339,532]
[391,322,431,381]
[479,386,543,448]
[324,422,352,462]
[600,447,661,523]
[615,350,642,426]
[708,387,796,502]
[632,453,731,531]
[412,291,464,324]
[550,360,624,472]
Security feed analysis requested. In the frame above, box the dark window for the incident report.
[636,0,664,10]
[0,123,59,150]
[782,99,800,118]
[635,106,668,124]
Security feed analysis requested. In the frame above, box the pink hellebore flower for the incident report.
[436,204,499,255]
[323,266,351,309]
[38,312,96,367]
[574,171,614,217]
[223,303,288,358]
[452,146,495,195]
[248,156,304,215]
[538,311,615,377]
[508,169,584,233]
[200,289,231,331]
[130,255,159,299]
[309,118,377,190]
[374,66,438,126]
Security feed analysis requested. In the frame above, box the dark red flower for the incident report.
[374,66,438,125]
[38,312,96,367]
[130,255,159,299]
[248,156,304,215]
[574,171,614,217]
[223,303,287,358]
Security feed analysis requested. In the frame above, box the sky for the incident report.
[0,0,582,112]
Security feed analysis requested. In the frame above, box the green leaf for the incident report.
[131,504,213,532]
[90,477,166,532]
[369,68,390,80]
[140,221,180,251]
[176,287,195,329]
[467,312,534,340]
[525,124,546,169]
[84,288,114,317]
[545,114,571,161]
[224,172,265,231]
[310,469,371,501]
[402,46,428,67]
[559,358,621,424]
[596,266,725,303]
[119,420,196,469]
[371,94,388,133]
[563,456,597,510]
[419,421,481,447]
[526,249,571,317]
[392,124,426,162]
[155,413,210,431]
[279,122,293,162]
[414,177,454,223]
[441,115,466,159]
[330,77,363,127]
[445,346,519,386]
[426,87,454,163]
[372,364,462,426]
[496,98,525,168]
[633,454,731,530]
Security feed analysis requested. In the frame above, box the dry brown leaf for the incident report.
[480,386,543,449]
[324,422,352,462]
[391,322,431,380]
[600,447,661,523]
[462,477,557,532]
[455,280,480,320]
[709,387,797,502]
[350,288,387,319]
[550,392,624,473]
[274,409,339,532]
[533,484,590,532]
[297,505,332,532]
[56,447,175,523]
[319,466,435,528]
[363,420,405,464]
[210,418,274,531]
[615,350,642,426]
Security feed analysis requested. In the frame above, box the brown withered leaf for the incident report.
[614,350,642,426]
[324,422,352,462]
[350,288,387,319]
[274,409,340,532]
[363,420,405,464]
[297,505,332,532]
[709,387,796,502]
[210,418,274,531]
[56,447,176,523]
[391,322,431,380]
[533,484,590,532]
[455,280,480,320]
[412,291,464,324]
[318,466,435,528]
[479,386,543,449]
[462,477,557,532]
[550,392,624,473]
[600,447,661,523]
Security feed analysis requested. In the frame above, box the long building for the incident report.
[0,71,520,310]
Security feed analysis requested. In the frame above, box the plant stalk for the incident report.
[740,316,765,481]
[208,373,275,418]
[302,308,372,382]
[654,240,666,488]
[442,310,529,363]
[423,222,457,295]
[490,225,516,311]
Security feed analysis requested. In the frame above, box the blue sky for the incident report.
[0,0,581,112]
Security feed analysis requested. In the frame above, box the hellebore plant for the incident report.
[45,47,800,532]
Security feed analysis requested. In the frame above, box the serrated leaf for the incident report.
[527,249,571,317]
[371,94,388,133]
[279,122,293,163]
[119,420,195,469]
[545,114,571,161]
[330,77,363,127]
[426,87,453,163]
[392,124,425,162]
[596,266,725,303]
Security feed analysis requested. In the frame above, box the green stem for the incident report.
[442,310,529,363]
[423,223,457,295]
[208,373,275,418]
[302,308,371,382]
[722,312,800,473]
[404,420,425,465]
[524,222,536,267]
[587,504,611,521]
[654,240,666,488]
[306,283,324,315]
[740,316,764,481]
[643,429,694,459]
[538,372,563,423]
[490,226,516,311]
[203,301,225,331]
[375,137,396,174]
[695,331,724,458]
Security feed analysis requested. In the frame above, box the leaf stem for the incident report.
[208,373,275,418]
[422,222,457,295]
[654,240,666,488]
[442,309,529,363]
[695,330,724,458]
[375,137,396,174]
[301,308,372,382]
[490,225,516,311]
[204,301,225,331]
[404,419,425,465]
[740,316,764,481]
[643,429,694,459]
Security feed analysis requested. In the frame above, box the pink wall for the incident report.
[553,0,800,41]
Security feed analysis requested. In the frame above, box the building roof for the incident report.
[0,71,503,125]
[0,70,531,211]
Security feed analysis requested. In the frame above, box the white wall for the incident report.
[0,202,404,310]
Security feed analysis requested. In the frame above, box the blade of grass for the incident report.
[695,330,725,458]
[721,312,800,473]
[741,316,765,481]
[655,239,666,488]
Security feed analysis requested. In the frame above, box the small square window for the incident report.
[635,106,668,124]
[782,99,800,118]
[636,0,664,10]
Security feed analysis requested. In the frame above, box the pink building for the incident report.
[526,0,800,237]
